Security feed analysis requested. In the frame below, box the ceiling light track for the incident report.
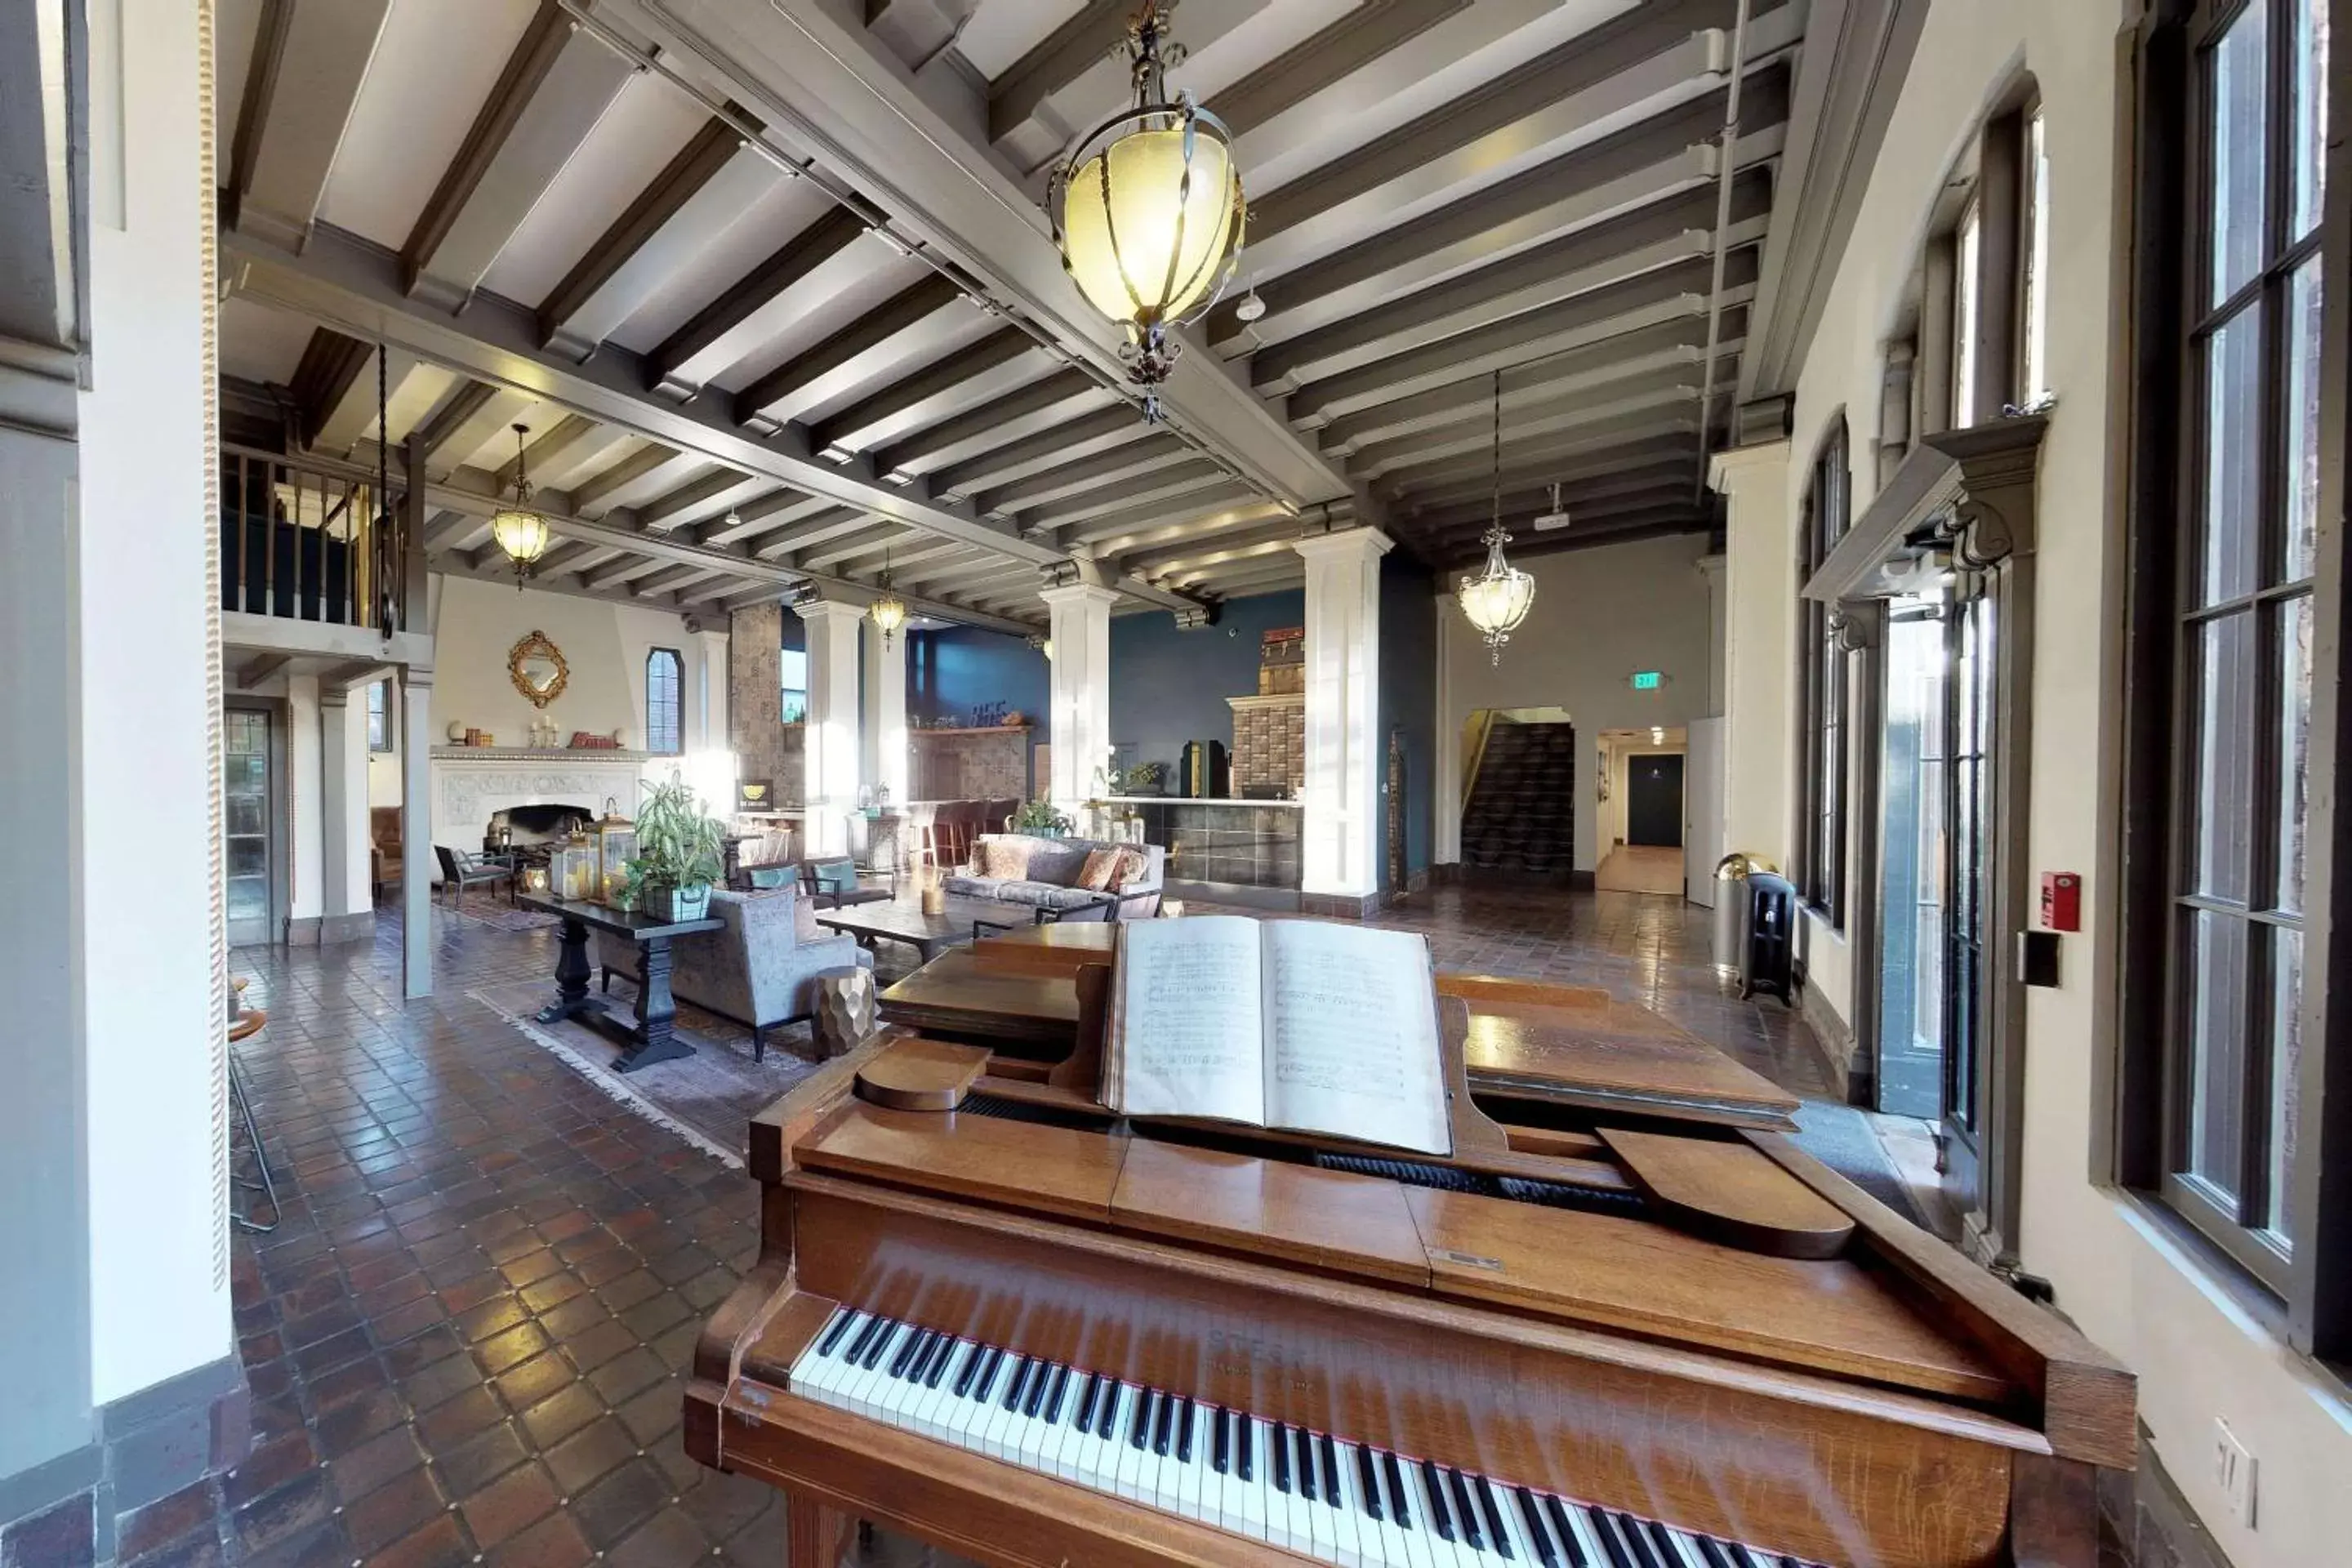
[1691,0,1754,500]
[558,0,1292,550]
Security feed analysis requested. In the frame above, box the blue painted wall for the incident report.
[908,626,1049,728]
[1109,589,1304,777]
[1378,557,1438,889]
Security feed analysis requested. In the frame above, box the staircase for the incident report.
[1459,719,1577,878]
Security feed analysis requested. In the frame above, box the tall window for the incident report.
[2020,108,2051,406]
[2128,0,2330,1298]
[647,648,684,756]
[1797,421,1852,924]
[780,648,808,726]
[367,679,392,752]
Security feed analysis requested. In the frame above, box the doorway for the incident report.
[1625,754,1685,847]
[1876,595,1947,1119]
[223,700,287,946]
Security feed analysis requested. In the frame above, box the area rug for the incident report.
[1788,1100,1930,1228]
[447,900,561,934]
[473,978,825,1163]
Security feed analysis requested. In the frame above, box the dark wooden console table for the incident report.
[514,893,722,1073]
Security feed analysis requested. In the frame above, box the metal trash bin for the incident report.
[1712,853,1757,973]
[1743,871,1797,1003]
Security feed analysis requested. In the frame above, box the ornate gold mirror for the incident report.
[509,630,568,709]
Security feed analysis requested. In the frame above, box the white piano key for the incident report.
[1175,1401,1206,1527]
[840,1322,904,1417]
[1326,1438,1367,1568]
[1414,1463,1465,1568]
[1483,1477,1533,1564]
[1114,1388,1148,1500]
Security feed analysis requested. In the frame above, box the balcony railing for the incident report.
[220,443,408,634]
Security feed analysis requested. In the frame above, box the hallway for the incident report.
[1592,845,1688,897]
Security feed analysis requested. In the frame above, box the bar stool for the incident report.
[228,998,279,1234]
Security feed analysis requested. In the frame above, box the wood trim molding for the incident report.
[1804,414,2048,604]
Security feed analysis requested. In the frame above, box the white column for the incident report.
[1040,582,1118,815]
[319,684,373,936]
[1708,440,1796,866]
[401,666,435,997]
[1432,585,1461,866]
[691,627,731,755]
[795,600,866,854]
[863,617,910,810]
[1294,528,1392,909]
[287,674,323,941]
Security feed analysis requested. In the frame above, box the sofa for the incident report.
[944,834,1165,921]
[593,885,871,1062]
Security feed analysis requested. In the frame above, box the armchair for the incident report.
[800,855,892,911]
[594,886,871,1062]
[433,845,513,912]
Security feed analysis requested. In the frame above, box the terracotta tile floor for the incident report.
[140,884,1829,1568]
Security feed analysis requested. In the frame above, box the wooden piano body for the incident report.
[685,960,2132,1568]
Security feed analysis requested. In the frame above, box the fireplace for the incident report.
[484,803,595,858]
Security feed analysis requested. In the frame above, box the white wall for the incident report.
[1441,534,1713,871]
[1775,4,2352,1564]
[287,674,322,923]
[431,574,728,755]
[78,0,232,1404]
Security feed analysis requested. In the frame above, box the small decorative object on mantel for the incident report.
[1000,710,1027,728]
[568,731,619,750]
[611,725,631,750]
[617,779,718,922]
[446,720,467,743]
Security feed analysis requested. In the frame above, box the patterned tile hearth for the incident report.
[134,883,1830,1568]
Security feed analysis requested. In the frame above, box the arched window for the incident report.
[647,648,683,755]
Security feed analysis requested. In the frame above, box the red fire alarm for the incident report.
[2041,872,2082,932]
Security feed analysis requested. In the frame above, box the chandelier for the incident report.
[1454,371,1535,663]
[1049,2,1245,422]
[489,423,550,589]
[868,552,908,647]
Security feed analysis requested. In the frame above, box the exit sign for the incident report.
[1629,670,1664,690]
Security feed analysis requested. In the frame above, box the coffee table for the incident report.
[812,894,1009,964]
[515,892,724,1072]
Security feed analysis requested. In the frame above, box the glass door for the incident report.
[1940,578,1998,1214]
[224,705,278,946]
[1876,595,1948,1118]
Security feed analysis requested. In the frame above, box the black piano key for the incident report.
[888,1328,927,1379]
[1152,1389,1175,1456]
[1450,1471,1485,1551]
[1272,1422,1292,1494]
[1420,1459,1455,1542]
[1477,1476,1515,1558]
[1584,1510,1639,1568]
[1211,1407,1230,1474]
[1607,1512,1664,1568]
[1517,1489,1560,1568]
[974,1347,1007,1403]
[951,1343,983,1398]
[1690,1535,1736,1568]
[1293,1427,1316,1503]
[1356,1446,1384,1522]
[1645,1521,1690,1568]
[922,1338,957,1388]
[866,1321,905,1370]
[1543,1497,1588,1568]
[1099,1381,1125,1439]
[1778,1557,1805,1568]
[817,1309,858,1358]
[1318,1432,1341,1508]
[1176,1397,1196,1463]
[1236,1417,1254,1482]
[995,1356,1025,1410]
[1071,1373,1099,1430]
[1130,1387,1156,1449]
[1044,1364,1071,1424]
[844,1314,884,1364]
[1383,1451,1413,1530]
[1023,1360,1053,1418]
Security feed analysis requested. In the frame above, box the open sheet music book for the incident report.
[1103,916,1452,1156]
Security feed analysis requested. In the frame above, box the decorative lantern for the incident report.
[1048,2,1245,421]
[868,554,907,648]
[489,424,550,588]
[591,798,635,903]
[550,833,595,903]
[1454,371,1535,663]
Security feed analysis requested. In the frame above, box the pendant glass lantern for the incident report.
[1454,371,1535,663]
[1049,2,1245,421]
[490,423,550,588]
[591,798,635,905]
[869,554,907,647]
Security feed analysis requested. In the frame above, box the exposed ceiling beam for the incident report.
[633,563,722,599]
[1083,499,1298,562]
[226,218,1064,566]
[501,414,636,492]
[1057,484,1270,548]
[889,376,1115,483]
[589,555,671,592]
[731,273,969,423]
[808,326,1038,456]
[1381,413,1705,495]
[985,0,1132,147]
[1120,519,1309,581]
[226,0,394,250]
[1022,461,1235,534]
[799,524,913,573]
[692,486,822,546]
[639,468,766,535]
[287,327,373,452]
[828,534,969,577]
[1210,0,1482,142]
[1352,376,1707,480]
[399,4,637,310]
[569,445,702,517]
[643,207,872,399]
[234,652,292,688]
[1431,513,1708,568]
[1401,449,1706,514]
[972,435,1199,519]
[743,508,874,559]
[538,116,780,360]
[1413,484,1699,541]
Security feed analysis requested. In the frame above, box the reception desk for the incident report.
[1103,795,1302,907]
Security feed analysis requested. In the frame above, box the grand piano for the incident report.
[685,949,2132,1568]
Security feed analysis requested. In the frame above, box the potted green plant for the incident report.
[626,778,726,921]
[1120,760,1168,796]
[1009,799,1073,839]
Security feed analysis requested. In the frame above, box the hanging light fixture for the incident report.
[868,549,908,647]
[1049,2,1245,422]
[489,423,550,590]
[1454,370,1535,664]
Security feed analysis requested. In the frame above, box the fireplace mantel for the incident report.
[430,747,657,851]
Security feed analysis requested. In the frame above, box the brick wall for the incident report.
[1229,695,1304,795]
[728,604,804,806]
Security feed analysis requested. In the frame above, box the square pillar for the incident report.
[795,600,866,855]
[863,617,909,810]
[400,666,435,998]
[1041,583,1118,815]
[318,684,374,940]
[1708,441,1796,866]
[1294,528,1392,913]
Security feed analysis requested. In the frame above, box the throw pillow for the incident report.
[978,836,1034,880]
[1076,849,1122,892]
[813,861,858,896]
[747,866,795,890]
[1107,847,1149,890]
[792,891,822,942]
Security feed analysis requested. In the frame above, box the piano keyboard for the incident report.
[790,1309,1824,1568]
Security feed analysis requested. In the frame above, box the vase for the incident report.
[920,884,946,915]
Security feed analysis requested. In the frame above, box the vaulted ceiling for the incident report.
[216,0,1913,630]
